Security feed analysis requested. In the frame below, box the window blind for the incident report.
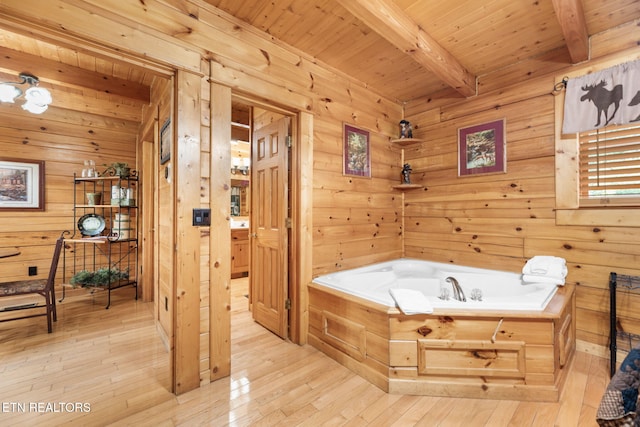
[579,123,640,205]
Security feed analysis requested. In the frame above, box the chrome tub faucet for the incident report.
[445,277,466,302]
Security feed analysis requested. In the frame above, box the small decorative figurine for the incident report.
[401,163,412,184]
[399,120,413,139]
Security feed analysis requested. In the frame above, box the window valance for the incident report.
[563,59,640,134]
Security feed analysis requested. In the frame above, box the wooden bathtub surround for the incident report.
[308,282,575,401]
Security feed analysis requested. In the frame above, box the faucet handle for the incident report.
[470,288,483,301]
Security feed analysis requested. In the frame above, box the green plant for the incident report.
[70,267,129,288]
[101,162,131,178]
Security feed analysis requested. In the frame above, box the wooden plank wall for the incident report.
[403,21,640,356]
[151,77,174,359]
[1,0,400,390]
[312,117,403,275]
[138,77,166,304]
[0,100,137,294]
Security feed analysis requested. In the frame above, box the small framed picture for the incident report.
[458,119,506,176]
[343,123,371,178]
[0,158,45,211]
[160,118,171,165]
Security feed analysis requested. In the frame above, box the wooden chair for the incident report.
[0,231,66,333]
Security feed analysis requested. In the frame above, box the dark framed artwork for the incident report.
[458,118,506,176]
[0,158,45,211]
[343,123,371,178]
[160,118,171,165]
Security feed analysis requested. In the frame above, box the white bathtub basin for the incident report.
[313,258,559,311]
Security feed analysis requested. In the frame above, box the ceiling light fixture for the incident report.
[0,72,52,114]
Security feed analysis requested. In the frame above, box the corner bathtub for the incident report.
[308,258,576,401]
[312,258,559,311]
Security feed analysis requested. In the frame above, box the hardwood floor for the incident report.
[0,279,609,426]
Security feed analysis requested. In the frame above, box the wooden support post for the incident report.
[174,70,202,394]
[209,82,232,380]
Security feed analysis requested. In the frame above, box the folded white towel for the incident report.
[389,289,433,315]
[522,256,567,278]
[522,274,565,286]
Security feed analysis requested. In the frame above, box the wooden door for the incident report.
[250,117,290,339]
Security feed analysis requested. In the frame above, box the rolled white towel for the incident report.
[522,274,565,286]
[523,256,567,278]
[389,288,433,315]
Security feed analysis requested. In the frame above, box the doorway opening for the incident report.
[229,97,293,341]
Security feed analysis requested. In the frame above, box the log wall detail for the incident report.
[403,27,640,356]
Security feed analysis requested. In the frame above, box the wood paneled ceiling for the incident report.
[205,0,640,102]
[0,0,638,117]
[0,29,160,121]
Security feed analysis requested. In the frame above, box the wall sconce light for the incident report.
[0,73,52,114]
[231,157,250,175]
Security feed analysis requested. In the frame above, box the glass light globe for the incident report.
[22,101,48,114]
[0,84,21,103]
[24,87,52,105]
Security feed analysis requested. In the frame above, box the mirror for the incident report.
[231,179,249,216]
[231,101,251,217]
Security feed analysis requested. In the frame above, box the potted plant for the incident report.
[102,162,131,178]
[86,192,102,205]
[70,267,129,288]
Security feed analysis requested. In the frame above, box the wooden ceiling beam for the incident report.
[0,45,150,102]
[551,0,589,63]
[336,0,476,98]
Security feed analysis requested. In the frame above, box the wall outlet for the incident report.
[28,266,37,276]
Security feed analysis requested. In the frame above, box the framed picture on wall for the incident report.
[343,123,371,178]
[160,118,171,165]
[458,118,506,176]
[0,158,45,211]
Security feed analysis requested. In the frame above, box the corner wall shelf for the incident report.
[390,138,423,146]
[392,183,423,191]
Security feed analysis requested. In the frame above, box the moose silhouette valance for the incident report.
[562,59,640,134]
